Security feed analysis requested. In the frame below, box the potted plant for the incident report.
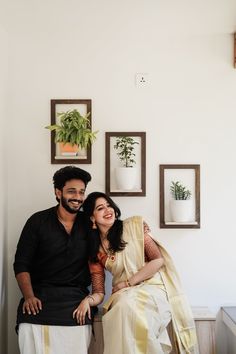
[170,181,191,200]
[169,181,193,222]
[113,136,139,190]
[45,109,98,156]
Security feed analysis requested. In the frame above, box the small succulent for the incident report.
[170,181,191,200]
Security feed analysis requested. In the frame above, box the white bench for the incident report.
[222,307,236,337]
[220,307,236,354]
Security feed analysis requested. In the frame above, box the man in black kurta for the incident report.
[14,166,97,354]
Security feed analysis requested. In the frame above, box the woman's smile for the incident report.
[103,213,113,219]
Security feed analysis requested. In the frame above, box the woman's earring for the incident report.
[92,221,97,229]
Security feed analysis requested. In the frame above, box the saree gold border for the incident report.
[135,289,149,354]
[43,325,50,354]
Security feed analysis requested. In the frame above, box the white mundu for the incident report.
[18,323,92,354]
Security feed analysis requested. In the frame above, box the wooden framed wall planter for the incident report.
[50,99,92,164]
[105,132,146,196]
[160,164,200,229]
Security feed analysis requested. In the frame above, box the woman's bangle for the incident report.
[87,294,95,303]
[126,279,131,287]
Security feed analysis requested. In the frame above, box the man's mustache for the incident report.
[68,199,83,204]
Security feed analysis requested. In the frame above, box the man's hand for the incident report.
[16,272,42,315]
[23,296,42,315]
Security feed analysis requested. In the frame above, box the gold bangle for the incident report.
[87,294,95,302]
[126,279,131,287]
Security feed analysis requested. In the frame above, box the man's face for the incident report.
[56,179,86,214]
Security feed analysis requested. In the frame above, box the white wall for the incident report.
[2,1,236,353]
[0,25,8,354]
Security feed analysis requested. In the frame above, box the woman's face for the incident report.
[91,197,116,230]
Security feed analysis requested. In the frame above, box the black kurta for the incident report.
[14,206,94,328]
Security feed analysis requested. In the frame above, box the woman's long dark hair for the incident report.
[82,192,127,262]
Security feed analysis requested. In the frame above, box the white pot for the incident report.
[170,199,193,223]
[115,167,137,190]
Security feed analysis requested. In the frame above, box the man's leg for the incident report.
[19,323,92,354]
[47,325,92,354]
[18,323,38,354]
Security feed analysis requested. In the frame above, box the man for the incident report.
[14,166,96,354]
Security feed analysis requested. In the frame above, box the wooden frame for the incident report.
[160,164,200,228]
[105,132,146,196]
[234,33,236,68]
[50,99,92,164]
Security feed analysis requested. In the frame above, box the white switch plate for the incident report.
[135,73,148,87]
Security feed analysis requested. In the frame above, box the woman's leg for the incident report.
[102,285,172,354]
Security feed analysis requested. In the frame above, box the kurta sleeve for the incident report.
[13,216,40,275]
[89,261,105,294]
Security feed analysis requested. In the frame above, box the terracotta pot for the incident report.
[59,143,79,156]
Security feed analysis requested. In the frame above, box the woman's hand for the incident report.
[23,296,42,315]
[112,281,129,294]
[73,298,91,325]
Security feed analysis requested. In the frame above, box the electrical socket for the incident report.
[135,73,148,87]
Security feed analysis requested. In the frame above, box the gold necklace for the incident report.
[100,237,116,261]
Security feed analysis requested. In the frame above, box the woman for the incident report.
[73,192,198,354]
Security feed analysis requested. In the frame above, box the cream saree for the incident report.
[102,216,198,354]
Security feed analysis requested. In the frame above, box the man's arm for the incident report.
[14,214,43,315]
[16,272,42,315]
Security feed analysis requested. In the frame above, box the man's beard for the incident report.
[61,196,83,214]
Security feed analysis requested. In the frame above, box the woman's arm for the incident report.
[112,231,164,293]
[72,292,104,325]
[73,261,105,325]
[112,258,164,293]
[128,257,164,286]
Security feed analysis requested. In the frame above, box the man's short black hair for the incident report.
[53,166,91,190]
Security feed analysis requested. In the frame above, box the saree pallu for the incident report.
[102,216,199,354]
